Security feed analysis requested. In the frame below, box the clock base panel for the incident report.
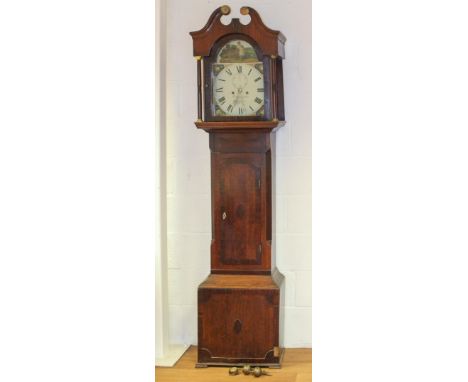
[197,271,284,367]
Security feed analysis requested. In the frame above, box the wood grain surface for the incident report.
[199,273,279,289]
[155,346,312,382]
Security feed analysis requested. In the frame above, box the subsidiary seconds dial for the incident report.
[213,63,264,116]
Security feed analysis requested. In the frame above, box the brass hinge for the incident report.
[258,244,262,255]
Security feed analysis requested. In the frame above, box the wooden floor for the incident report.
[156,346,312,382]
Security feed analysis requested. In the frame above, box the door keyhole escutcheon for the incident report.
[222,211,227,220]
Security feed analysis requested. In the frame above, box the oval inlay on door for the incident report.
[233,319,242,334]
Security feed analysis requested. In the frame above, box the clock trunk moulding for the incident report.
[190,5,286,368]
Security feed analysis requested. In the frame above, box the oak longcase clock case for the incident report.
[190,5,286,368]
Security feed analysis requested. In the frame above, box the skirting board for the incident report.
[155,344,190,367]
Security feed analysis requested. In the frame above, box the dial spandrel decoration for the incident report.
[212,40,264,117]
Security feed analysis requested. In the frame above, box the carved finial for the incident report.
[220,5,231,15]
[240,6,249,15]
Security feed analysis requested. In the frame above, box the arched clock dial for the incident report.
[213,63,264,116]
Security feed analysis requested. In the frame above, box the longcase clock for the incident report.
[190,5,286,368]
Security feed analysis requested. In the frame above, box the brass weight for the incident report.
[252,367,271,377]
[234,365,271,377]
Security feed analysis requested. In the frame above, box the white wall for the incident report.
[165,0,311,347]
[1,1,156,380]
[155,0,169,360]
